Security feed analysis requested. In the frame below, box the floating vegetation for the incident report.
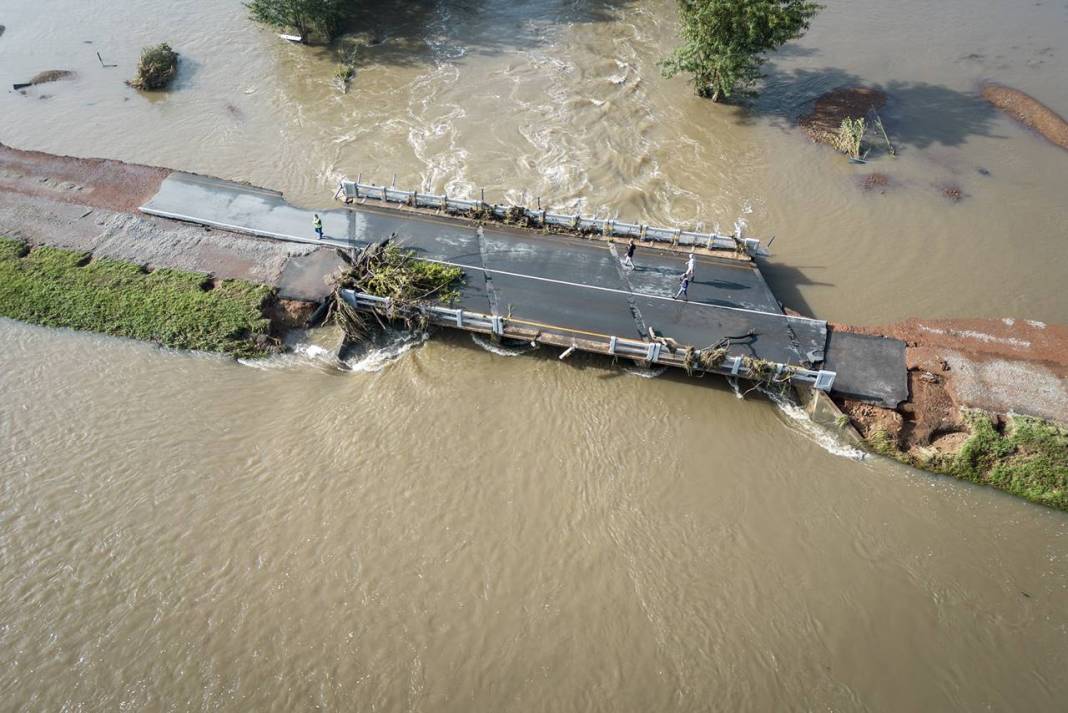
[981,82,1068,153]
[834,116,866,159]
[327,240,464,343]
[941,184,964,202]
[870,110,895,157]
[29,69,76,85]
[130,43,179,91]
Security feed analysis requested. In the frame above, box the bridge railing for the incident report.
[340,290,834,391]
[335,179,766,257]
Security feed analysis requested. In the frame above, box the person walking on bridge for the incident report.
[622,238,636,269]
[674,273,690,301]
[313,213,324,240]
[684,251,696,281]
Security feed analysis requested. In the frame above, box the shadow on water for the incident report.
[740,65,1004,150]
[756,260,831,318]
[311,0,636,68]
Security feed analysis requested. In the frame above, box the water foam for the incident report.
[622,364,667,379]
[344,332,428,372]
[237,340,341,371]
[471,334,536,357]
[239,330,426,373]
[764,388,868,461]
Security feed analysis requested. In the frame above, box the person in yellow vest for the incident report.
[313,213,323,240]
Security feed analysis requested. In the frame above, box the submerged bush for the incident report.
[131,43,179,90]
[834,117,865,159]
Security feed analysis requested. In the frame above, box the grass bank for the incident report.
[0,237,275,358]
[869,413,1068,511]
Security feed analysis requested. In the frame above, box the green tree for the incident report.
[245,0,347,44]
[660,0,821,101]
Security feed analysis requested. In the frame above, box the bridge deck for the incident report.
[142,172,829,369]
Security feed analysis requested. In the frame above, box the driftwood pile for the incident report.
[326,239,463,343]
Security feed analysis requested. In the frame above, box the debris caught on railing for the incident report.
[335,178,768,257]
[326,239,464,344]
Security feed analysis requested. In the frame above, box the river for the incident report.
[1,0,1067,710]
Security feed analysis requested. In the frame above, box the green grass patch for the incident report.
[869,413,1068,510]
[942,413,1068,510]
[866,429,903,460]
[0,237,275,358]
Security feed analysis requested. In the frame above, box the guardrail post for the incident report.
[491,316,503,337]
[609,336,617,355]
[646,342,661,363]
[730,356,742,375]
[814,370,836,392]
[456,310,464,328]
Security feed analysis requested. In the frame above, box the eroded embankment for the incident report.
[833,319,1068,510]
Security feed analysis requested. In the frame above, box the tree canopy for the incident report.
[245,0,347,44]
[660,0,822,101]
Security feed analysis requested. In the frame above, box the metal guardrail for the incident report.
[340,290,835,391]
[335,179,766,257]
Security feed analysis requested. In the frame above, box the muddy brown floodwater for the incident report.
[1,0,1067,711]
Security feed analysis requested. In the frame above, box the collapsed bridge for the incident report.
[140,172,907,406]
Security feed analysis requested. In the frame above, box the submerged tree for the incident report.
[245,0,347,43]
[660,0,822,102]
